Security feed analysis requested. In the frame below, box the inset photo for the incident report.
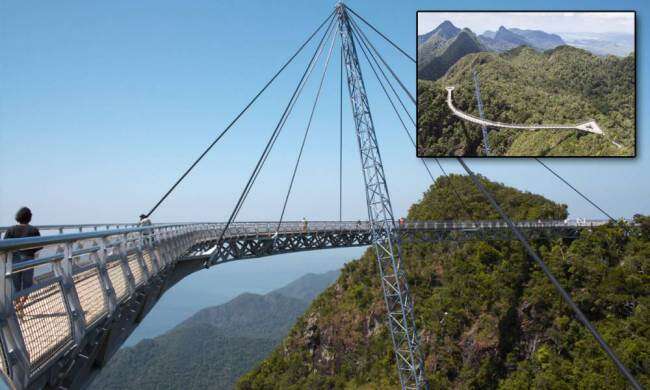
[416,11,636,157]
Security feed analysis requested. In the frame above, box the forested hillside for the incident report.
[238,175,649,389]
[90,271,339,389]
[417,47,635,156]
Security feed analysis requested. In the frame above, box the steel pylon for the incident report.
[336,4,427,389]
[472,68,490,156]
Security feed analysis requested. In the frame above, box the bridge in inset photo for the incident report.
[445,86,604,134]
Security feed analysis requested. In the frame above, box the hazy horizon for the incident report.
[123,248,361,346]
[418,12,635,36]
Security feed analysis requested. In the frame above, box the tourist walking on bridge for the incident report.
[3,207,42,312]
[139,214,153,245]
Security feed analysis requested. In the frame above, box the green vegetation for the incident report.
[237,175,649,389]
[90,271,339,390]
[91,323,278,390]
[417,47,635,156]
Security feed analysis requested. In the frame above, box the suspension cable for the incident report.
[355,22,477,224]
[351,8,614,227]
[457,158,642,390]
[433,158,476,222]
[348,15,415,105]
[207,17,336,265]
[339,44,344,222]
[142,10,335,219]
[350,20,415,126]
[229,20,340,221]
[343,4,416,63]
[353,18,612,227]
[351,24,476,223]
[231,24,338,224]
[350,26,430,181]
[276,31,338,232]
[534,158,616,221]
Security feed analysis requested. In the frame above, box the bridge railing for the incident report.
[401,219,608,230]
[0,223,142,235]
[0,220,371,238]
[0,218,609,242]
[0,223,224,386]
[0,220,376,385]
[223,220,372,237]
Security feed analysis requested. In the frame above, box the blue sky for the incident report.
[1,0,648,227]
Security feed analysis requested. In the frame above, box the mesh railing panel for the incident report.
[0,338,7,377]
[152,249,163,268]
[159,248,170,266]
[127,255,144,286]
[73,267,107,326]
[106,261,128,300]
[142,251,155,275]
[15,282,72,371]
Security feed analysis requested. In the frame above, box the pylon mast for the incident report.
[472,68,491,156]
[336,4,427,389]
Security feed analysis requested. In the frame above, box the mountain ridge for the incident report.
[418,21,568,81]
[90,270,341,389]
[478,26,564,53]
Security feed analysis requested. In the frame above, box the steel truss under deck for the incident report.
[185,229,373,263]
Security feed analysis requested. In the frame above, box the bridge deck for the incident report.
[444,86,603,134]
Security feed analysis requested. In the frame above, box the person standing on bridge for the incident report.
[302,217,308,233]
[3,207,42,312]
[139,214,153,245]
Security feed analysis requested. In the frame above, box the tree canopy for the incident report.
[238,175,649,389]
[417,47,635,156]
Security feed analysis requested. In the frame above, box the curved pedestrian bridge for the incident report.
[0,219,607,389]
[445,86,604,134]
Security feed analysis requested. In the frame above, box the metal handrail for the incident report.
[0,224,206,252]
[0,219,612,254]
[0,222,359,266]
[0,223,140,232]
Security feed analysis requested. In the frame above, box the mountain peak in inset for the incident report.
[494,26,527,45]
[418,27,484,81]
[433,20,461,39]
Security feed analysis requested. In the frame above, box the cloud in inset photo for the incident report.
[417,12,634,35]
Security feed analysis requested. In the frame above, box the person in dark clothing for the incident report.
[139,214,153,245]
[3,207,42,299]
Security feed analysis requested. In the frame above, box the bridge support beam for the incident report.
[56,243,86,346]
